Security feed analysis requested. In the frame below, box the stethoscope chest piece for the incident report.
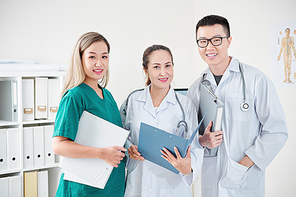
[240,102,249,111]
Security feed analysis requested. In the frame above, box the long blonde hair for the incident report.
[62,32,110,96]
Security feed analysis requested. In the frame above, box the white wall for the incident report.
[0,0,295,196]
[0,0,197,105]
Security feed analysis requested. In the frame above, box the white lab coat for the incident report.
[187,57,288,197]
[120,85,204,197]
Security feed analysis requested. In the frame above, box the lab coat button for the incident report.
[149,169,153,173]
[154,119,157,122]
[148,188,152,192]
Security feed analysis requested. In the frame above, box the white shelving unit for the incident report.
[0,71,64,197]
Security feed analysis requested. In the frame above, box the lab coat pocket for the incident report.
[220,159,248,189]
[201,156,217,188]
[225,93,253,122]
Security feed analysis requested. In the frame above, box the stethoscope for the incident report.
[202,61,249,112]
[122,88,189,137]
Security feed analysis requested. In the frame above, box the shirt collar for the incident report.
[200,56,240,83]
[136,85,177,117]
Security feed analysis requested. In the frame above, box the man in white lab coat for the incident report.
[187,15,288,197]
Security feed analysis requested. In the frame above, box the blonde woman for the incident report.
[52,32,126,197]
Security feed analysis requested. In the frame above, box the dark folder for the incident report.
[198,82,224,156]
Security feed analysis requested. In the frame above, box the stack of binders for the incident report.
[23,125,55,169]
[0,128,20,172]
[0,175,22,197]
[24,170,49,197]
[22,78,60,121]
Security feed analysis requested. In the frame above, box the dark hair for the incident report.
[196,15,230,37]
[285,28,290,32]
[142,44,174,86]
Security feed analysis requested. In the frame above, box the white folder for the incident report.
[0,129,7,171]
[0,81,18,122]
[38,171,49,197]
[23,127,34,169]
[6,128,20,170]
[35,78,48,119]
[44,125,55,165]
[0,177,9,197]
[33,126,45,167]
[9,175,22,197]
[60,111,130,189]
[22,79,35,121]
[47,79,59,120]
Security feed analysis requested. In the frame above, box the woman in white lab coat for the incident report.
[121,45,204,197]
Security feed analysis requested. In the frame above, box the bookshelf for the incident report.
[0,71,64,197]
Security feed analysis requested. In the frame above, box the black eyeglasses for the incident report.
[196,37,228,48]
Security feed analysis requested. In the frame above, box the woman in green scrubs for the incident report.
[52,32,126,197]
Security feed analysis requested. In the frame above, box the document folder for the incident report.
[35,78,48,119]
[198,82,224,156]
[44,125,55,166]
[0,129,7,171]
[33,126,45,167]
[60,111,130,189]
[47,79,59,120]
[22,79,35,121]
[7,128,20,170]
[138,109,207,174]
[24,171,38,197]
[0,177,9,197]
[9,175,22,197]
[23,127,34,169]
[0,80,18,122]
[38,171,49,197]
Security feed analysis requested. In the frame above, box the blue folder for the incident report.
[138,109,207,174]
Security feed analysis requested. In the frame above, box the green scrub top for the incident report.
[53,83,125,197]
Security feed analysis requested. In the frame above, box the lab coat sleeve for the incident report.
[186,78,201,112]
[182,102,204,186]
[187,79,206,150]
[119,100,134,154]
[245,75,288,171]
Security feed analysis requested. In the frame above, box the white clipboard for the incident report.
[60,111,129,189]
[199,82,224,156]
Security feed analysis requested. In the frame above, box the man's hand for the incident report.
[239,155,254,168]
[199,121,223,149]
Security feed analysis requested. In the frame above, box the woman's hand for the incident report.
[161,146,192,175]
[128,145,145,161]
[101,146,126,167]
